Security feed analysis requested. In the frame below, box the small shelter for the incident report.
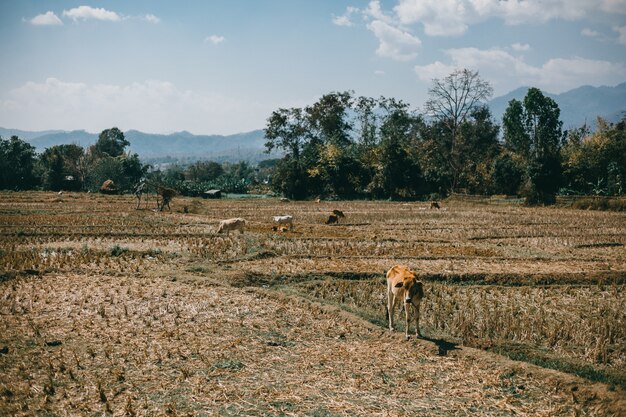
[203,189,222,199]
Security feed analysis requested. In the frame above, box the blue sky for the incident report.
[1,0,625,135]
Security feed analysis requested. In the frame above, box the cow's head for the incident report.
[394,270,424,304]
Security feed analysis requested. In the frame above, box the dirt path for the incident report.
[1,272,623,416]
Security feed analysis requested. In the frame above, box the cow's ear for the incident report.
[394,282,403,288]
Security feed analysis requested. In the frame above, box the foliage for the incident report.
[491,152,524,195]
[93,127,130,158]
[503,88,564,204]
[0,77,623,201]
[424,69,494,192]
[561,117,626,196]
[85,153,147,193]
[38,144,86,191]
[0,136,38,190]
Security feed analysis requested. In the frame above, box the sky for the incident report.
[1,0,625,135]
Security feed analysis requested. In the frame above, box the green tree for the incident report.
[85,153,147,193]
[561,117,626,195]
[0,136,38,190]
[424,69,494,192]
[503,99,530,159]
[38,144,86,191]
[368,98,422,199]
[93,127,130,157]
[186,161,224,182]
[264,108,311,198]
[456,106,500,194]
[503,88,563,204]
[491,152,524,195]
[306,91,353,147]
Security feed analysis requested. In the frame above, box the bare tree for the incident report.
[424,69,493,192]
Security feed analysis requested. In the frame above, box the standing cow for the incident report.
[387,265,424,340]
[272,215,294,231]
[217,218,246,236]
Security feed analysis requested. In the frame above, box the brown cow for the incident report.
[387,265,424,340]
[217,218,246,236]
[430,201,440,209]
[332,209,345,222]
[325,214,338,225]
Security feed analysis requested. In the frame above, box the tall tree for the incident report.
[264,108,310,198]
[368,98,422,199]
[502,99,530,159]
[265,108,308,161]
[306,91,353,146]
[456,106,501,194]
[503,87,563,204]
[38,144,86,191]
[0,136,38,190]
[424,69,493,191]
[93,127,130,158]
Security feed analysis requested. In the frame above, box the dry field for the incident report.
[1,191,624,416]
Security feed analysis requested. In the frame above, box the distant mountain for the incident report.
[4,83,623,159]
[489,82,626,130]
[0,127,66,141]
[0,128,277,163]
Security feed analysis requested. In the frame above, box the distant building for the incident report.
[203,189,222,199]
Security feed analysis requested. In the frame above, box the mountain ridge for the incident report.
[2,83,624,161]
[488,82,626,129]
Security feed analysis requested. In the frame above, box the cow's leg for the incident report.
[414,301,421,338]
[405,303,411,340]
[387,289,396,331]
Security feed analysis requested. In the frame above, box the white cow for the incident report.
[272,215,294,231]
[217,218,246,236]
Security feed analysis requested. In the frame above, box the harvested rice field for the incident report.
[1,191,625,416]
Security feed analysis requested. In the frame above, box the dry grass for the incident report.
[1,191,625,415]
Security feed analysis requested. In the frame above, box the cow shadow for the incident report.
[420,336,460,356]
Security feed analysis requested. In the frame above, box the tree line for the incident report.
[1,69,624,204]
[264,69,625,204]
[0,127,263,196]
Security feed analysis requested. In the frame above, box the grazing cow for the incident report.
[273,215,294,231]
[325,214,338,225]
[280,197,290,202]
[217,218,246,236]
[387,265,424,340]
[332,209,345,221]
[430,201,440,209]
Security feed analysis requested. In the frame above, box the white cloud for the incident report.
[205,35,225,45]
[393,0,626,37]
[582,28,601,38]
[364,1,395,24]
[601,0,626,14]
[366,19,421,61]
[374,70,386,76]
[142,14,160,24]
[62,6,121,22]
[394,0,472,36]
[614,26,626,44]
[30,11,63,26]
[511,43,531,52]
[0,78,270,135]
[332,6,359,27]
[414,47,626,94]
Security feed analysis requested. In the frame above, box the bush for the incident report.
[571,197,626,211]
